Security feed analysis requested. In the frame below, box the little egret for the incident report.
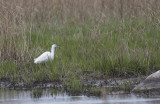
[34,44,60,64]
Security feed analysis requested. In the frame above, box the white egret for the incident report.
[34,44,60,64]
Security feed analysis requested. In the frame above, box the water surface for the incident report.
[0,89,160,104]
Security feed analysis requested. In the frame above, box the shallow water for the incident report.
[0,89,160,104]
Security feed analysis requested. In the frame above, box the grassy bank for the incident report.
[0,0,160,91]
[1,18,160,89]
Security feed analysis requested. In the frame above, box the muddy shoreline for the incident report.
[1,76,160,97]
[0,76,148,96]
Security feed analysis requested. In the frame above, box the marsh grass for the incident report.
[1,0,160,90]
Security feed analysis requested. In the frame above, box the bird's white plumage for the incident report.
[34,52,51,64]
[34,44,59,64]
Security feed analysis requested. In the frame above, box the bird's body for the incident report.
[34,51,52,64]
[34,44,59,64]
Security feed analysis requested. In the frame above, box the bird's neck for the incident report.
[51,48,55,59]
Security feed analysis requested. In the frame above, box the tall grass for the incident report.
[0,0,160,89]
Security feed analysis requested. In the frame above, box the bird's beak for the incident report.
[56,45,60,47]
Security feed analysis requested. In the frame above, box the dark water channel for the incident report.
[0,89,160,104]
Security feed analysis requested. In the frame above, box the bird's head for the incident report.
[52,44,60,48]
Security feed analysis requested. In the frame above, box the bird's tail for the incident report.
[34,58,37,63]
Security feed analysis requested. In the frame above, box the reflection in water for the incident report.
[0,89,160,104]
[30,88,43,98]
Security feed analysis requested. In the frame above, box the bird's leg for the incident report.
[42,63,46,66]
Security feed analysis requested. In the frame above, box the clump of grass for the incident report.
[89,87,102,96]
[63,71,83,94]
[119,81,133,92]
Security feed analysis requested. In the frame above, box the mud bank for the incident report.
[0,76,146,96]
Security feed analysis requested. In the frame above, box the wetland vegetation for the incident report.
[0,0,160,93]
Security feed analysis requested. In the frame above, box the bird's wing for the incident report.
[34,51,50,63]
